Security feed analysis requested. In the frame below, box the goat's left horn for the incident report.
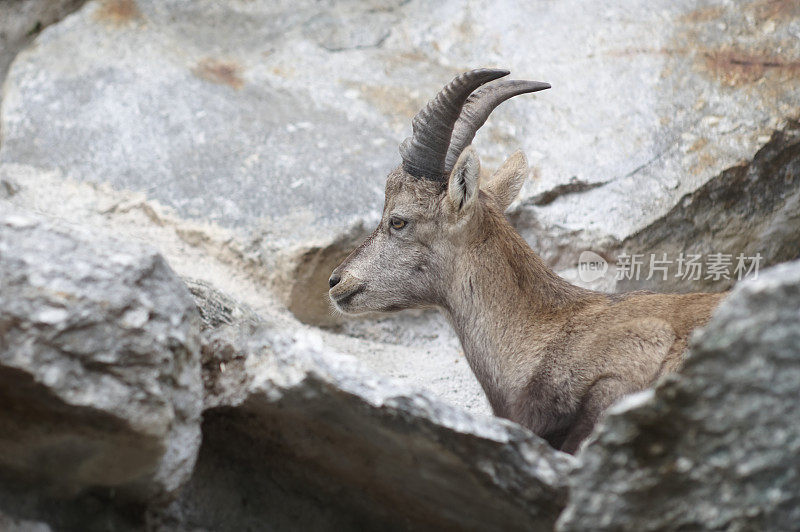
[399,68,510,181]
[444,79,550,174]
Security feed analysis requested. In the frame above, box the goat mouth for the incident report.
[330,284,365,308]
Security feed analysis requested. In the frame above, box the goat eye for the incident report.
[390,217,407,230]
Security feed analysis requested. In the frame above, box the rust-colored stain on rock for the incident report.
[684,0,800,25]
[704,48,800,86]
[95,0,141,25]
[193,59,244,90]
[348,82,424,121]
[680,5,726,23]
[689,151,718,177]
[678,0,800,88]
[746,0,800,21]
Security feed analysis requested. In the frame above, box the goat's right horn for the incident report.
[399,68,510,181]
[444,79,551,174]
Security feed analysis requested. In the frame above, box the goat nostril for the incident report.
[329,273,341,289]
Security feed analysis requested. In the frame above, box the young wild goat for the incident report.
[329,69,725,454]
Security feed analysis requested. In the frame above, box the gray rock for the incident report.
[0,509,52,532]
[0,206,203,504]
[184,278,265,409]
[615,119,800,293]
[0,0,87,108]
[185,278,262,332]
[1,0,797,324]
[557,259,800,531]
[162,282,573,531]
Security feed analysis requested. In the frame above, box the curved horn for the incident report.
[444,79,550,174]
[399,68,510,180]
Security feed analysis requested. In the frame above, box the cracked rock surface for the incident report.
[0,208,202,511]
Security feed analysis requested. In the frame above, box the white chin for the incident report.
[330,297,363,316]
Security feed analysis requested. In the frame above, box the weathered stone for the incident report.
[0,508,51,532]
[184,278,264,410]
[160,282,573,531]
[1,0,797,324]
[557,259,800,531]
[185,278,262,332]
[615,119,800,293]
[0,206,203,504]
[0,0,87,108]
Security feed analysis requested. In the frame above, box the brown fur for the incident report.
[330,147,724,454]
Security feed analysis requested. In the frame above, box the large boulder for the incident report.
[0,207,203,509]
[151,282,573,531]
[1,0,797,324]
[557,259,800,531]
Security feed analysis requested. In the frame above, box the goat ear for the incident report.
[447,146,481,213]
[482,150,527,212]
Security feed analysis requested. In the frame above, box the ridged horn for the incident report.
[399,68,510,180]
[444,79,550,174]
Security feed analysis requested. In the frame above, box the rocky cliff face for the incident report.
[1,0,799,530]
[2,0,798,325]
